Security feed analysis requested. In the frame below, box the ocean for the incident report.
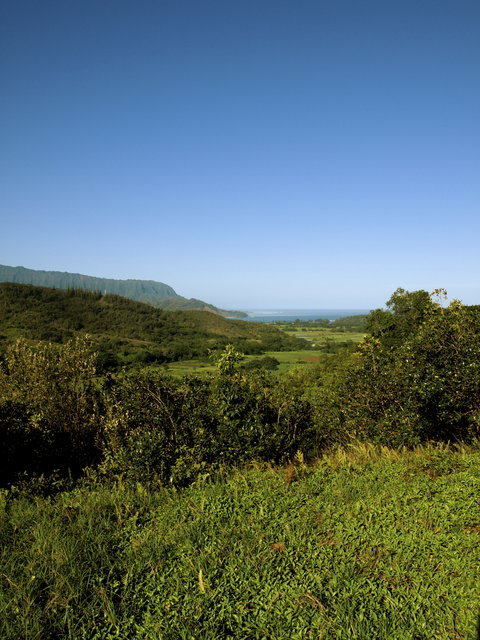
[240,309,370,323]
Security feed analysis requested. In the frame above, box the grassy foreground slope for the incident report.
[1,443,479,640]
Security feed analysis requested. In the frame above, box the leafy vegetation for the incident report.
[1,443,479,639]
[241,355,280,371]
[0,336,101,484]
[330,314,368,331]
[0,283,307,368]
[1,286,479,486]
[1,286,480,637]
[325,289,480,446]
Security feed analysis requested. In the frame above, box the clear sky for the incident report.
[1,0,479,309]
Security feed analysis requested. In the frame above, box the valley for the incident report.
[1,283,479,639]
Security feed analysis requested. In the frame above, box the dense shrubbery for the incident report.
[1,288,480,488]
[241,355,280,371]
[0,339,315,487]
[100,367,314,485]
[319,290,480,447]
[0,337,101,484]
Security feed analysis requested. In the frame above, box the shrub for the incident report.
[328,295,480,446]
[99,360,315,485]
[0,337,101,483]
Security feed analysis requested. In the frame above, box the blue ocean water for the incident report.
[241,309,370,323]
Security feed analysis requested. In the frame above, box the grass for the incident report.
[1,442,480,639]
[159,324,365,377]
[259,350,326,372]
[282,326,366,347]
[163,350,326,376]
[158,359,218,377]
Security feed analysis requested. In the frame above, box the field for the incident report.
[163,350,328,377]
[1,442,479,639]
[164,322,366,376]
[281,326,366,346]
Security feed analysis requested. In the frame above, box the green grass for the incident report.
[164,350,326,376]
[162,324,366,376]
[282,326,366,346]
[1,442,480,639]
[158,359,218,377]
[259,350,326,372]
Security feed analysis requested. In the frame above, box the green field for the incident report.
[159,358,218,376]
[2,442,479,639]
[164,322,366,376]
[282,326,366,347]
[163,350,328,377]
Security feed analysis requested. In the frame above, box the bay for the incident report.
[240,309,370,323]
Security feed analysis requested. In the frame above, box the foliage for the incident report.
[241,355,280,371]
[1,443,479,639]
[2,286,480,490]
[330,292,480,446]
[0,336,101,482]
[99,356,314,486]
[365,287,436,348]
[0,282,308,367]
[330,313,368,331]
[209,343,245,375]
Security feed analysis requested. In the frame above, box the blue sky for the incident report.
[1,0,479,309]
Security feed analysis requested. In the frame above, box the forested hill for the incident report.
[0,265,177,300]
[0,265,246,317]
[0,283,307,367]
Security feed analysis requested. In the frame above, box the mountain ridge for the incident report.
[0,265,246,317]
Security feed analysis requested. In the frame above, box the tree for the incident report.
[0,336,100,482]
[366,287,437,348]
[331,292,480,446]
[209,344,244,375]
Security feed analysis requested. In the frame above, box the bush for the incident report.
[99,362,315,485]
[241,356,280,371]
[0,337,101,484]
[327,295,480,446]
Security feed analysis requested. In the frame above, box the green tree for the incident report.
[210,344,244,375]
[0,336,100,482]
[332,293,480,446]
[366,287,436,348]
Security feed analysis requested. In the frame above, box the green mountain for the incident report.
[0,265,246,317]
[0,282,309,368]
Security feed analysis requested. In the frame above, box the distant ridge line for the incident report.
[0,264,247,317]
[0,264,177,301]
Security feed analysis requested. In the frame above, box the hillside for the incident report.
[2,444,479,639]
[0,264,246,317]
[0,282,308,367]
[2,287,480,638]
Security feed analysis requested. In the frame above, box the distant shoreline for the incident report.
[240,309,371,323]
